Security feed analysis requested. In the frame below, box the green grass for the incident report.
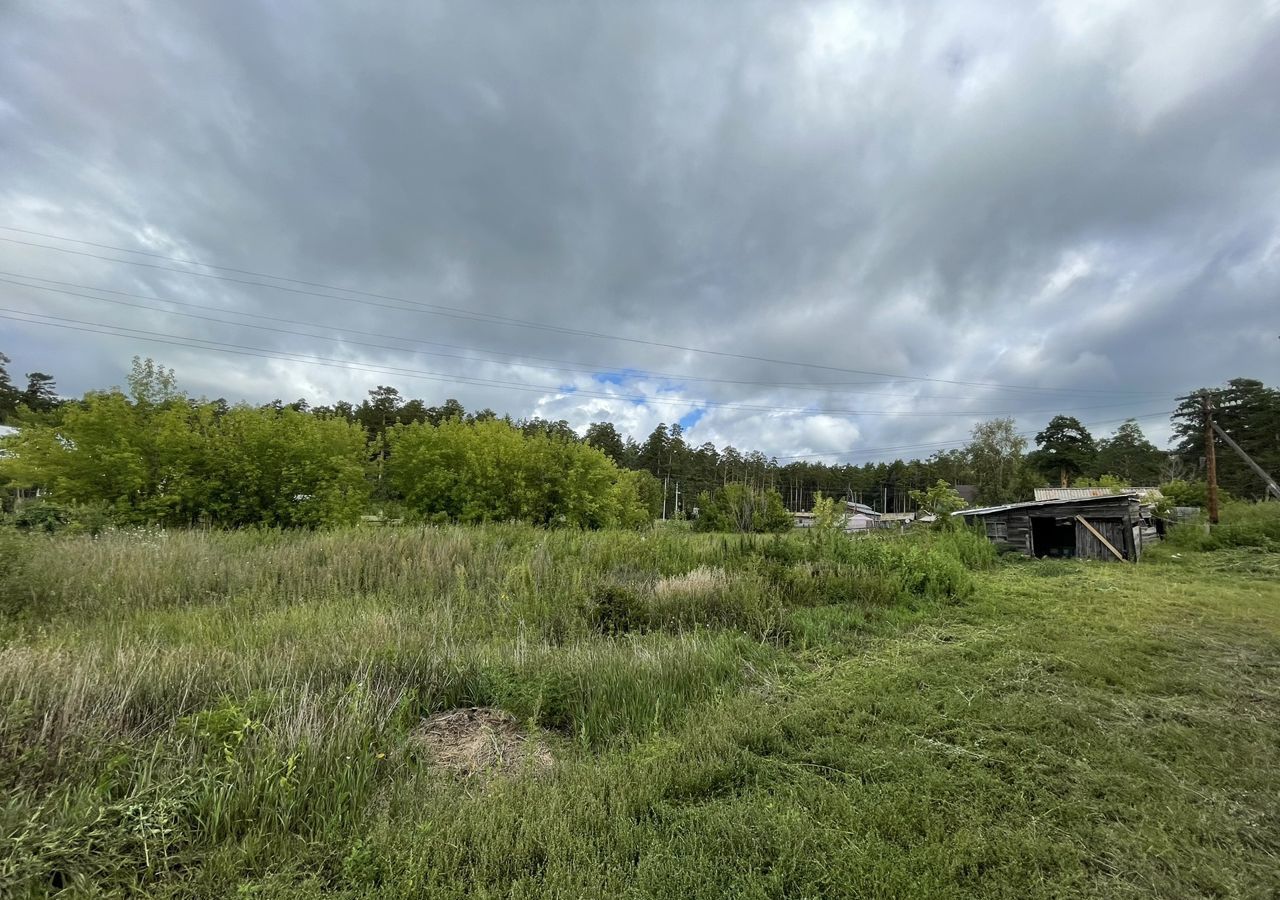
[1,522,1278,897]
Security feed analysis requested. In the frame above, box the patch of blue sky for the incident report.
[678,408,705,430]
[592,368,666,386]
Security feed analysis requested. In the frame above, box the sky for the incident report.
[1,0,1277,463]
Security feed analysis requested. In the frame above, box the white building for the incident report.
[842,501,881,532]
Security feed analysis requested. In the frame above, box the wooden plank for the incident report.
[1075,515,1127,562]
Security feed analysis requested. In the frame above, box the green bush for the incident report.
[10,499,71,532]
[922,526,999,571]
[1163,500,1280,552]
[588,583,648,635]
[693,484,792,533]
[387,419,646,528]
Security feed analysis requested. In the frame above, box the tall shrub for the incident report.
[386,419,645,527]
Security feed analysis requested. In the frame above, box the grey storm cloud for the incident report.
[1,0,1277,460]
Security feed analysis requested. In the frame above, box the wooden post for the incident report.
[1203,396,1219,525]
[1212,422,1280,500]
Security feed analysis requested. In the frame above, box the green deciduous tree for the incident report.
[2,388,205,523]
[966,418,1030,505]
[386,418,645,528]
[693,484,792,533]
[810,492,845,534]
[1,362,368,527]
[908,479,967,524]
[198,407,370,527]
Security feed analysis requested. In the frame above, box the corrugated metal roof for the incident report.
[1034,487,1162,501]
[952,493,1140,517]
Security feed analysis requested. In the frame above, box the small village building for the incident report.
[878,511,914,530]
[952,493,1144,561]
[843,501,880,532]
[792,500,882,533]
[878,511,935,530]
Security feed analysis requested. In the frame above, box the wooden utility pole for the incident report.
[1212,422,1280,500]
[1203,395,1220,525]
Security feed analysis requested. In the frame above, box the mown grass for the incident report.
[2,519,1278,897]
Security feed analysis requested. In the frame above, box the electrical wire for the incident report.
[0,307,1176,419]
[1,273,1185,405]
[0,226,1176,396]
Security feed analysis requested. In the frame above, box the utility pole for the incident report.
[1212,422,1280,500]
[674,482,681,518]
[662,473,669,520]
[1203,395,1219,525]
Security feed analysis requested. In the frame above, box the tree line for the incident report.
[0,359,657,529]
[2,351,1277,530]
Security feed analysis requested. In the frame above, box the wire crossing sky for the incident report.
[1,1,1276,459]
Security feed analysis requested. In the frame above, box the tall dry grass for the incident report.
[0,523,986,894]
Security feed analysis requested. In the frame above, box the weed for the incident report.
[1,524,1275,896]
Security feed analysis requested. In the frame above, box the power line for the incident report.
[0,271,1172,404]
[0,226,1173,396]
[2,271,1140,401]
[0,307,1174,419]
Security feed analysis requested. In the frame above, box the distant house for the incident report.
[792,500,881,533]
[953,493,1145,561]
[843,501,880,533]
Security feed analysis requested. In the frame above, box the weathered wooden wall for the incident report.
[1074,517,1129,561]
[963,496,1140,561]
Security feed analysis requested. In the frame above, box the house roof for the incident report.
[952,484,979,502]
[1033,487,1162,502]
[844,501,879,516]
[952,492,1140,517]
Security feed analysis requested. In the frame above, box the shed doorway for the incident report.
[1031,516,1075,558]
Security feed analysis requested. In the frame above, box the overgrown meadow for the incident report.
[0,525,988,896]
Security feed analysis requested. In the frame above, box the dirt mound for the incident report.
[412,707,553,777]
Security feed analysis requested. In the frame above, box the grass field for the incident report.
[1,523,1278,897]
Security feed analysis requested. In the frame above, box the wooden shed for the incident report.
[951,494,1143,562]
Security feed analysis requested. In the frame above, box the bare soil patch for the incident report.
[412,707,553,776]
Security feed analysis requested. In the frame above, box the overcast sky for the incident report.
[1,1,1277,461]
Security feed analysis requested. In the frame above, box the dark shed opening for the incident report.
[1030,516,1075,558]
